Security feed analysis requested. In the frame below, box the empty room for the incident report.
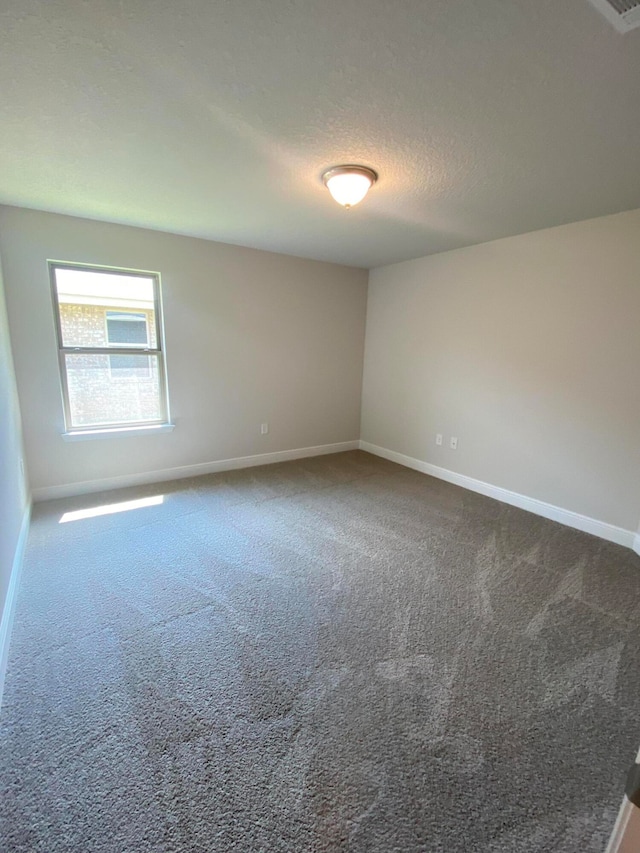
[1,1,640,851]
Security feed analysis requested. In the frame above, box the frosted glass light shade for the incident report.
[322,166,377,208]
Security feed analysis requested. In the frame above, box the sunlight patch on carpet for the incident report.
[59,494,164,523]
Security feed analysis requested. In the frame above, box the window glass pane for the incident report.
[64,352,162,427]
[54,268,156,348]
[108,353,151,374]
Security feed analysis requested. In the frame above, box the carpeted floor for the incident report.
[1,450,639,852]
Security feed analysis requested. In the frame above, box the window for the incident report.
[50,263,170,432]
[105,311,151,377]
[106,311,149,346]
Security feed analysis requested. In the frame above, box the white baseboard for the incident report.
[0,504,31,710]
[360,441,636,550]
[32,440,361,502]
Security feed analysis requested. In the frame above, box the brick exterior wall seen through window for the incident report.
[59,303,161,426]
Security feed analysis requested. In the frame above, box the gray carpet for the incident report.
[1,450,639,852]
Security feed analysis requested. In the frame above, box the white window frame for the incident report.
[50,261,170,434]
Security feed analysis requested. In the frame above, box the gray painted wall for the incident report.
[0,245,29,627]
[362,209,640,532]
[3,203,639,538]
[0,206,368,495]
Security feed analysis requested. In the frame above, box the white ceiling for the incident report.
[1,0,639,268]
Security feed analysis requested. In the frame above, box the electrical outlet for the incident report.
[436,433,443,446]
[450,436,458,450]
[260,423,269,435]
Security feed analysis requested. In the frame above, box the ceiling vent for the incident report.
[587,0,640,31]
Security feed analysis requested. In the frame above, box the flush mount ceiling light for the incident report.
[322,165,378,209]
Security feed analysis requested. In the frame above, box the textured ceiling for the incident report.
[1,0,639,268]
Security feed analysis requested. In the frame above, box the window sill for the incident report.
[62,424,175,442]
